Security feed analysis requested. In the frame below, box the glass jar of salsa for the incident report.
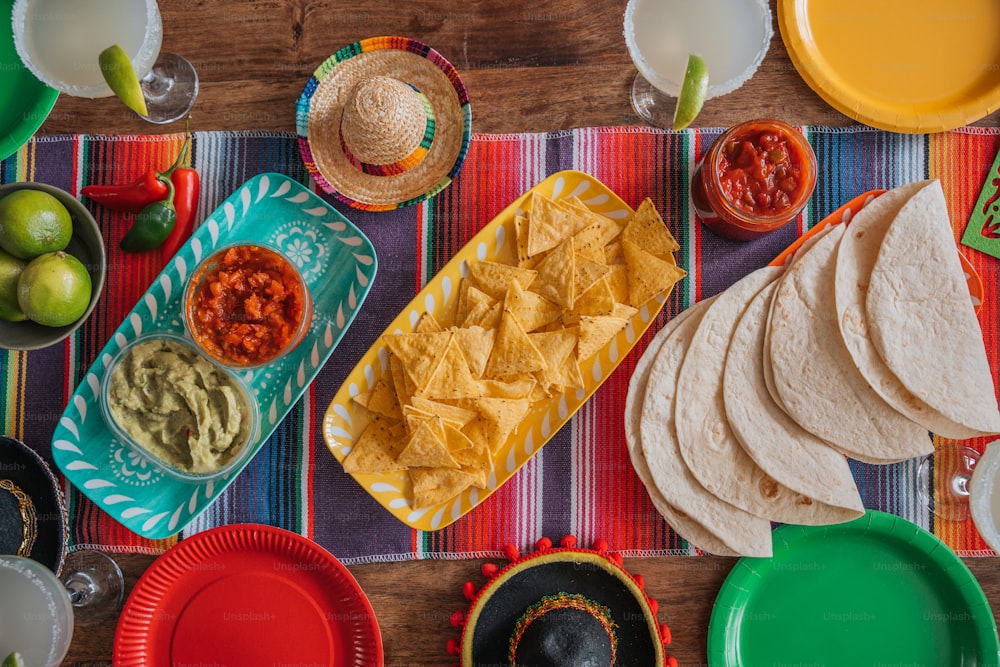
[184,244,312,368]
[691,119,817,241]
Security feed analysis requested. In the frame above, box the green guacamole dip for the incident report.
[107,338,254,474]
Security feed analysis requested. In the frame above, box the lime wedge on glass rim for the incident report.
[98,44,149,117]
[2,652,25,667]
[672,54,708,131]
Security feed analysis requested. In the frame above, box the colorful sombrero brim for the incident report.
[296,36,472,212]
[460,547,664,666]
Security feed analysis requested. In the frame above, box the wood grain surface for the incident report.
[33,0,1000,664]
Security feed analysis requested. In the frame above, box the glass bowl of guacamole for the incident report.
[100,332,260,481]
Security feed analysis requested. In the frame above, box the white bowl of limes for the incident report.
[0,182,106,350]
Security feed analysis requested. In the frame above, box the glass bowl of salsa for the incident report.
[183,244,312,369]
[691,119,817,241]
[100,332,261,482]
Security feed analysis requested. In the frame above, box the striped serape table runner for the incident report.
[1,126,998,563]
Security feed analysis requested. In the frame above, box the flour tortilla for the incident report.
[676,265,841,524]
[762,226,835,415]
[624,300,738,556]
[769,224,932,462]
[639,299,772,558]
[866,180,1000,435]
[724,280,864,523]
[834,181,988,440]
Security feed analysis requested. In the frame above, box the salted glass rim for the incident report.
[623,0,772,100]
[11,0,163,98]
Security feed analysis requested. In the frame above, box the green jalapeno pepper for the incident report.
[120,178,177,252]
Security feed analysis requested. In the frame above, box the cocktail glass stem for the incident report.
[60,549,125,623]
[139,53,199,125]
[917,444,980,522]
[629,72,677,129]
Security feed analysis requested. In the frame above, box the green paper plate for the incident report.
[0,0,58,161]
[708,511,1000,666]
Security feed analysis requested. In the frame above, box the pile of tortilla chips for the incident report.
[344,192,686,508]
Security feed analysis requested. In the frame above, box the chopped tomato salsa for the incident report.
[716,126,809,217]
[188,245,308,366]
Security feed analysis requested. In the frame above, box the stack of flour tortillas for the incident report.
[626,180,1000,557]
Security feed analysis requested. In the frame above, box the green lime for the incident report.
[0,190,73,259]
[17,251,92,328]
[2,652,25,667]
[99,43,149,117]
[0,249,28,322]
[672,54,709,131]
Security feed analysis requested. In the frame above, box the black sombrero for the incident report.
[450,536,676,667]
[0,436,67,574]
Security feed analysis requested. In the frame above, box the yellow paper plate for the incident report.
[322,170,675,531]
[778,0,1000,133]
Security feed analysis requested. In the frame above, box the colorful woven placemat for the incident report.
[1,127,998,563]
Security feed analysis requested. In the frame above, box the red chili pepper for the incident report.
[81,169,170,213]
[161,166,200,259]
[82,135,191,213]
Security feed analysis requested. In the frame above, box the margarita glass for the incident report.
[623,0,773,127]
[0,555,74,667]
[12,0,198,124]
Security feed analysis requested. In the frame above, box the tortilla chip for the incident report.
[352,389,372,409]
[410,468,479,508]
[389,353,417,409]
[530,238,576,308]
[514,214,533,267]
[478,375,538,399]
[397,418,460,469]
[384,331,454,392]
[485,309,549,377]
[420,337,482,400]
[623,240,687,307]
[449,429,492,488]
[464,300,503,330]
[622,198,680,254]
[451,325,495,378]
[529,328,580,390]
[578,315,628,360]
[366,373,402,420]
[605,264,630,303]
[568,277,616,320]
[467,259,537,300]
[526,192,578,257]
[504,280,562,332]
[414,312,444,333]
[475,396,532,453]
[612,303,638,321]
[572,215,620,263]
[575,260,611,297]
[342,418,406,474]
[604,241,624,265]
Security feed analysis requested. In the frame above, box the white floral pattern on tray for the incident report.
[52,174,377,539]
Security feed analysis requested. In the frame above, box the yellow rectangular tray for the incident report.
[322,170,676,530]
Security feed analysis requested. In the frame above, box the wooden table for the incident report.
[36,0,1000,664]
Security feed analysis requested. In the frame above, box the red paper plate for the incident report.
[113,524,383,666]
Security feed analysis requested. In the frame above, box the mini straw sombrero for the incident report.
[450,536,676,667]
[296,36,472,212]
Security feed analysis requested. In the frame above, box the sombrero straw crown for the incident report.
[340,76,434,172]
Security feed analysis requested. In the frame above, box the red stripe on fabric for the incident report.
[692,131,704,302]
